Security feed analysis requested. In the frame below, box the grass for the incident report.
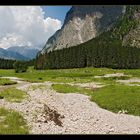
[52,84,93,95]
[0,66,138,84]
[0,108,28,134]
[1,67,140,116]
[0,87,28,103]
[52,83,140,116]
[0,78,17,86]
[92,75,131,85]
[91,84,140,116]
[122,69,140,78]
[101,76,130,81]
[0,67,120,83]
[130,82,140,85]
[29,84,48,91]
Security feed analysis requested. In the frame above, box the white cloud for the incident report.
[0,6,62,49]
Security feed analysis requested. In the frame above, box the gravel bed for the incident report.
[0,77,140,134]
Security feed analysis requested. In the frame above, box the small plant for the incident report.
[38,77,42,80]
[13,61,28,73]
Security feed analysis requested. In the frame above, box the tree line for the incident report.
[35,33,140,70]
[35,5,140,70]
[0,58,35,70]
[0,58,15,69]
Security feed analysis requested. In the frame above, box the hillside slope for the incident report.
[36,5,140,69]
[40,5,124,53]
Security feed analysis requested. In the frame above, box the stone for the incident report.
[40,6,124,54]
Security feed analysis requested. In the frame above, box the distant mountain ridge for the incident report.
[0,46,40,60]
[0,48,27,60]
[7,46,40,60]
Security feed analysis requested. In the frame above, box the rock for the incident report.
[96,119,99,121]
[40,6,124,53]
[118,110,122,114]
[105,124,109,126]
[118,110,128,114]
[3,78,140,134]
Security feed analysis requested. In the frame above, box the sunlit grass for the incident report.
[91,84,140,116]
[0,67,120,83]
[52,84,93,95]
[1,67,140,117]
[0,87,28,103]
[0,108,28,134]
[0,78,17,86]
[52,82,140,116]
[28,84,48,91]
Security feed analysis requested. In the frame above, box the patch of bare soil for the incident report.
[94,73,126,78]
[117,78,140,86]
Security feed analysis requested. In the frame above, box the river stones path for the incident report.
[0,77,140,134]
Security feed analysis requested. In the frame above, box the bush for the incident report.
[13,61,28,73]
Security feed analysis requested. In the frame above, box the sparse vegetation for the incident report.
[0,78,17,85]
[29,84,48,91]
[52,83,140,116]
[130,82,140,85]
[101,76,130,81]
[1,67,140,117]
[0,87,28,103]
[0,108,28,134]
[52,84,94,95]
[0,66,140,134]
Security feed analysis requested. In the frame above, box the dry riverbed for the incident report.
[0,76,140,134]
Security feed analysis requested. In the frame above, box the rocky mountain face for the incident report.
[41,5,125,53]
[35,5,140,70]
[121,8,140,48]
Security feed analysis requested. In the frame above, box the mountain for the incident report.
[7,46,40,60]
[36,5,140,69]
[40,5,125,53]
[0,48,28,60]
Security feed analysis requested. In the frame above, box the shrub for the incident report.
[13,61,28,73]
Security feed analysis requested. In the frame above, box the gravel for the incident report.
[94,73,126,78]
[117,78,140,84]
[72,82,105,89]
[0,77,140,134]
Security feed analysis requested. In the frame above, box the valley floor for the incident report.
[1,76,140,134]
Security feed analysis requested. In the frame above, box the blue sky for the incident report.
[42,6,71,24]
